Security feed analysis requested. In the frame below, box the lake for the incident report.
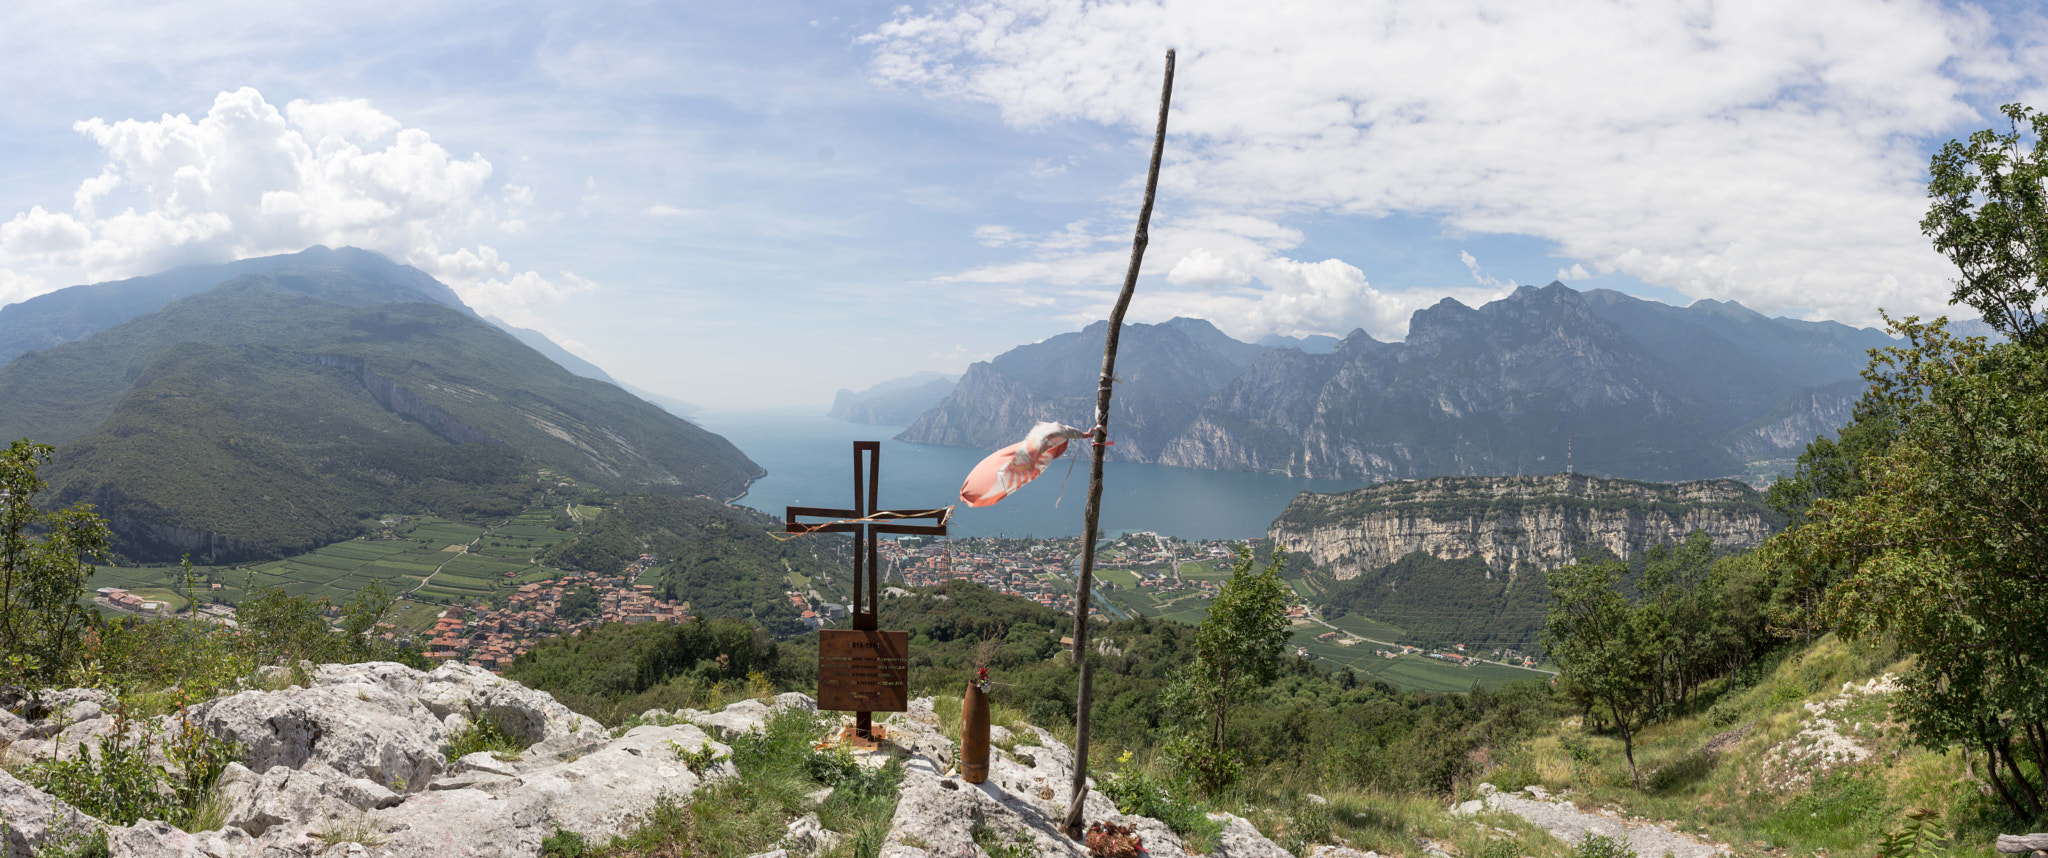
[696,412,1373,540]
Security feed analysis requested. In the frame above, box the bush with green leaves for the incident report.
[0,439,112,685]
[27,705,238,830]
[1097,749,1220,842]
[445,717,528,762]
[1573,833,1638,858]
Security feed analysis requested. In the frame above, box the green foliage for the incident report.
[1572,833,1637,858]
[540,828,588,858]
[445,718,528,762]
[1097,750,1220,840]
[1762,772,1889,843]
[233,583,427,670]
[1876,808,1955,858]
[538,494,836,635]
[1313,552,1549,651]
[27,705,238,830]
[1773,316,2048,821]
[557,583,600,623]
[1923,103,2048,346]
[0,271,760,562]
[971,820,1036,858]
[0,439,112,683]
[1543,559,1658,788]
[1162,547,1292,794]
[585,709,902,858]
[504,617,793,725]
[669,739,724,776]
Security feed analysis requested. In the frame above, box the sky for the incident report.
[1,1,2044,411]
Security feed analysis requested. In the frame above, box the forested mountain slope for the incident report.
[0,267,760,561]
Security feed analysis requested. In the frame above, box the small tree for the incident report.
[1163,546,1291,793]
[0,439,112,683]
[1923,103,2048,346]
[1542,558,1659,788]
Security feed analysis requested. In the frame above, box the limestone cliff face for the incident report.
[1727,378,1866,459]
[1269,473,1780,578]
[903,284,1896,485]
[898,318,1253,462]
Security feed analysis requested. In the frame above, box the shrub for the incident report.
[1098,749,1221,843]
[1574,833,1638,858]
[445,718,527,763]
[540,828,587,858]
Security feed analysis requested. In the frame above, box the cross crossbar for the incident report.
[785,441,950,742]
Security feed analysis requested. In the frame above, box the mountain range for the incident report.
[0,248,758,561]
[828,371,959,425]
[899,283,1896,482]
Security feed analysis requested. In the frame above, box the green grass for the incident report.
[1479,634,2017,857]
[1318,612,1409,642]
[1096,568,1143,588]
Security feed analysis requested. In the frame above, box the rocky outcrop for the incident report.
[875,698,1292,858]
[0,769,101,857]
[308,354,503,447]
[1271,473,1780,578]
[0,664,1298,858]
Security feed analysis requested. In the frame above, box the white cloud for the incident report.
[1156,245,1515,341]
[1461,251,1516,290]
[863,0,2048,329]
[0,268,48,305]
[0,87,586,325]
[283,98,400,145]
[1557,263,1592,282]
[452,269,600,322]
[0,206,94,260]
[647,203,703,217]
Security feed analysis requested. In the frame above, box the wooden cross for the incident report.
[786,441,950,742]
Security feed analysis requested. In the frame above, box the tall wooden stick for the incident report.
[1061,48,1174,840]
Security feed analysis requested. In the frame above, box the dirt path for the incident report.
[1459,784,1730,857]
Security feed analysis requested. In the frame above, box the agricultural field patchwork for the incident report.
[96,507,577,634]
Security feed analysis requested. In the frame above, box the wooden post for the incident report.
[1061,48,1174,840]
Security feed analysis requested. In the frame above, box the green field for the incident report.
[92,507,575,634]
[1318,613,1408,642]
[1096,568,1143,589]
[1288,627,1550,692]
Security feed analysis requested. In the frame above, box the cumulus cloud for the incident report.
[1158,245,1515,341]
[0,87,592,325]
[864,0,2048,331]
[0,268,47,306]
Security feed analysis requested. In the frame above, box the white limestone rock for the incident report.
[217,761,402,838]
[412,662,608,765]
[367,722,728,857]
[105,819,266,858]
[194,671,448,792]
[0,769,102,858]
[780,812,842,855]
[1209,812,1297,858]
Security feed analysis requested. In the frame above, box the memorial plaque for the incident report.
[817,629,910,713]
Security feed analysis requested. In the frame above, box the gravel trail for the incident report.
[1457,784,1732,858]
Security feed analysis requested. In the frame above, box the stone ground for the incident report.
[0,665,1307,857]
[1456,784,1731,858]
